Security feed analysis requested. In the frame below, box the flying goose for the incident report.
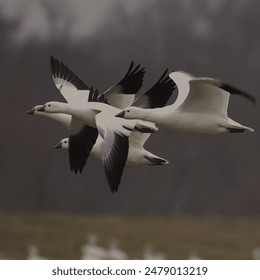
[50,56,145,174]
[54,135,168,166]
[27,106,168,166]
[31,56,175,191]
[117,71,254,136]
[38,96,158,192]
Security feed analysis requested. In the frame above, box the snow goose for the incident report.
[117,71,255,136]
[54,133,168,166]
[35,66,174,190]
[28,70,173,167]
[252,247,260,260]
[188,251,201,260]
[81,234,107,260]
[27,245,46,260]
[38,93,158,192]
[49,56,145,174]
[143,244,165,260]
[33,56,175,191]
[106,239,128,260]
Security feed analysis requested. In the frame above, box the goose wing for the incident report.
[192,77,256,104]
[179,79,230,116]
[102,61,145,109]
[69,117,98,174]
[95,113,133,193]
[129,132,150,148]
[132,69,176,108]
[50,56,90,105]
[95,113,156,192]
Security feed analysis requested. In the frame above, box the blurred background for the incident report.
[0,0,259,259]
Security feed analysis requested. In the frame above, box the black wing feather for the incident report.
[132,70,176,108]
[103,133,129,193]
[116,61,145,95]
[220,83,256,104]
[69,126,98,174]
[50,56,90,90]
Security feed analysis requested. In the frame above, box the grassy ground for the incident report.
[0,213,259,259]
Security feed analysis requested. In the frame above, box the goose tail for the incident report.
[226,119,254,133]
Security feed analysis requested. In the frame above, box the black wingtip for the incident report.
[88,86,102,102]
[157,69,169,83]
[116,61,145,95]
[220,84,256,105]
[50,55,90,90]
[131,69,176,109]
[103,134,129,193]
[69,126,98,174]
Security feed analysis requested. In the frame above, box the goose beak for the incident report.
[54,142,62,149]
[115,111,125,118]
[37,105,46,112]
[26,108,35,115]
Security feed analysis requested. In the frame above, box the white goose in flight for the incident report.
[27,106,168,166]
[117,71,255,136]
[49,56,145,174]
[38,96,158,192]
[30,56,175,191]
[54,134,168,166]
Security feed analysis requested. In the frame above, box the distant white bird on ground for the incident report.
[252,247,260,260]
[117,71,255,136]
[106,239,128,260]
[143,244,165,260]
[27,245,45,260]
[81,234,107,260]
[188,251,201,260]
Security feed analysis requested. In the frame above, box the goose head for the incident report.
[116,106,145,120]
[37,102,66,113]
[54,138,69,149]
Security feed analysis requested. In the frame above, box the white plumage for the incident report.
[118,71,254,136]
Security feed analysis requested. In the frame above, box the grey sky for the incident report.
[0,0,152,43]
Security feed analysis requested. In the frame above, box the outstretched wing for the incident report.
[102,61,145,109]
[132,69,176,108]
[179,79,230,116]
[50,56,90,105]
[69,118,98,174]
[193,77,256,104]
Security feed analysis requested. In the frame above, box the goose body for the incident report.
[55,134,168,166]
[27,245,45,260]
[81,234,107,260]
[118,71,254,136]
[106,239,128,260]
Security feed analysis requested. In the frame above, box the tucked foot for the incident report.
[145,156,169,165]
[227,128,246,133]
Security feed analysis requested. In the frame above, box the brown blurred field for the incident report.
[0,213,259,260]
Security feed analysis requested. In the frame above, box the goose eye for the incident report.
[48,104,51,107]
[127,110,130,113]
[65,141,67,143]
